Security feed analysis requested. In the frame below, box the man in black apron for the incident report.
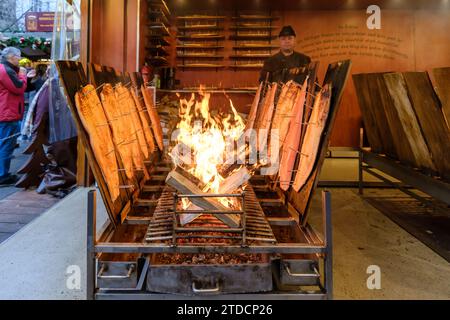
[259,26,311,84]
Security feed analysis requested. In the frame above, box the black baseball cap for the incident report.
[279,25,296,37]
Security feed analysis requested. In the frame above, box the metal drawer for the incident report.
[146,261,273,295]
[279,259,320,286]
[96,258,148,290]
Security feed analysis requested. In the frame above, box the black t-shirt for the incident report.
[259,51,311,84]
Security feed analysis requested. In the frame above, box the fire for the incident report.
[170,87,246,209]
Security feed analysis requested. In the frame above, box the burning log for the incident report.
[165,169,241,228]
[169,142,193,169]
[175,166,250,226]
[218,166,251,194]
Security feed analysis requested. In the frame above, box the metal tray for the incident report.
[146,254,273,295]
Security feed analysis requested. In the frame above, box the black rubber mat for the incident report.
[364,196,450,263]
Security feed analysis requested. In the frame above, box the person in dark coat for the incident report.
[259,25,311,84]
[0,47,28,185]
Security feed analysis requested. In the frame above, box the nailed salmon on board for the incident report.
[131,88,156,154]
[271,81,300,143]
[117,85,149,160]
[244,82,263,131]
[75,85,120,201]
[100,84,136,180]
[293,84,332,192]
[114,84,146,172]
[279,78,308,191]
[269,80,302,157]
[141,85,164,151]
[257,83,277,152]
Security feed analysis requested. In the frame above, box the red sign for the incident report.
[25,12,55,32]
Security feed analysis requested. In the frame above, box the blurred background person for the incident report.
[0,47,28,185]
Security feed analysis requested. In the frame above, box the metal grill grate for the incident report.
[145,185,277,245]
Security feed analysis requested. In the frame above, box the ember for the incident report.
[154,253,266,265]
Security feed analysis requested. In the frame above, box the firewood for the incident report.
[218,166,251,194]
[165,170,240,228]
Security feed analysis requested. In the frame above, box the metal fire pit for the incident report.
[145,185,277,246]
[147,253,273,295]
[145,185,276,294]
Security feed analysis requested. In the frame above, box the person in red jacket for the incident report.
[0,47,28,185]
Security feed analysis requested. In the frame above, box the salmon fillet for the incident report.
[75,85,120,201]
[141,85,164,151]
[279,78,308,191]
[293,84,332,192]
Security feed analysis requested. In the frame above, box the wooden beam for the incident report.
[165,170,240,228]
[218,166,251,194]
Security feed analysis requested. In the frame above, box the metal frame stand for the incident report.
[358,129,450,206]
[86,189,334,300]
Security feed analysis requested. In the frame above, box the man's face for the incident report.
[7,54,21,67]
[279,35,296,52]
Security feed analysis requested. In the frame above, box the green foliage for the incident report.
[0,36,51,52]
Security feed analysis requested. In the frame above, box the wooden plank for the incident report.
[76,138,88,186]
[5,190,58,202]
[0,214,37,224]
[432,67,450,128]
[0,199,56,209]
[165,170,240,228]
[56,61,119,226]
[382,73,436,173]
[218,167,251,194]
[353,73,394,156]
[402,72,450,180]
[372,73,416,165]
[142,185,164,192]
[365,74,398,158]
[0,233,11,243]
[135,199,159,206]
[0,223,26,233]
[0,205,46,215]
[288,60,352,225]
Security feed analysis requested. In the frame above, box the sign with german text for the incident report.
[25,12,55,32]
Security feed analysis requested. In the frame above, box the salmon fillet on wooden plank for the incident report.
[279,78,308,191]
[114,84,146,172]
[75,85,120,201]
[293,84,332,192]
[101,84,137,180]
[271,81,301,146]
[141,85,164,151]
[269,81,303,165]
[131,88,156,154]
[257,83,277,153]
[117,85,149,160]
[244,82,263,131]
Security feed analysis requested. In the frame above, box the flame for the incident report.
[170,87,246,209]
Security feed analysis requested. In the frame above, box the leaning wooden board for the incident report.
[56,61,124,226]
[432,67,450,129]
[288,60,352,225]
[353,74,384,153]
[353,73,397,157]
[370,73,415,163]
[75,85,121,202]
[382,73,436,173]
[56,61,160,226]
[402,72,450,180]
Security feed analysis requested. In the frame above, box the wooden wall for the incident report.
[90,0,143,73]
[171,8,450,147]
[86,2,450,147]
